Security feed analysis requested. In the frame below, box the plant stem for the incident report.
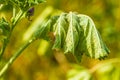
[11,10,24,30]
[0,37,36,77]
[12,7,16,19]
[0,39,8,59]
[0,10,24,58]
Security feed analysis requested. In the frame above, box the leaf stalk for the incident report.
[0,37,36,77]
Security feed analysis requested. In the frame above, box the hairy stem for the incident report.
[0,37,36,77]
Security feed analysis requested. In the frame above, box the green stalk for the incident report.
[0,37,36,77]
[0,10,24,58]
[12,7,16,20]
[11,9,25,30]
[0,39,8,59]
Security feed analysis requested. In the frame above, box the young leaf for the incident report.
[33,16,59,40]
[33,12,109,62]
[52,13,68,50]
[64,12,80,54]
[77,14,110,59]
[64,12,84,62]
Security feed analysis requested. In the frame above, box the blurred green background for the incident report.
[0,0,120,80]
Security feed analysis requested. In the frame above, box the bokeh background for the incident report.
[0,0,120,80]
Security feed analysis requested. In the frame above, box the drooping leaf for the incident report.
[77,14,110,59]
[64,12,80,54]
[32,20,51,39]
[64,12,84,62]
[52,13,68,50]
[23,6,55,41]
[33,16,59,40]
[34,12,109,62]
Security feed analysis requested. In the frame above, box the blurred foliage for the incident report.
[0,0,120,80]
[95,63,120,80]
[67,64,93,80]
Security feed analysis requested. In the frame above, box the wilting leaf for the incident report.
[33,16,59,40]
[33,12,109,62]
[23,6,55,41]
[64,12,79,54]
[52,13,68,50]
[77,14,110,59]
[64,12,83,62]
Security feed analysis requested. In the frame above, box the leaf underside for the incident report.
[34,12,110,62]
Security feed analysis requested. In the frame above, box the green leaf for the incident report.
[33,12,109,62]
[33,16,59,40]
[64,12,83,62]
[64,12,80,54]
[33,20,51,39]
[77,14,110,59]
[52,13,68,50]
